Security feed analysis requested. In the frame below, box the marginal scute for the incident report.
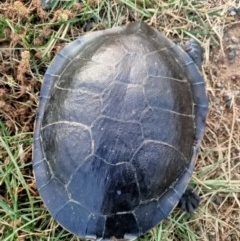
[39,74,58,98]
[32,137,45,164]
[33,159,51,189]
[55,201,90,236]
[86,214,105,238]
[39,178,69,217]
[144,46,186,76]
[156,165,194,219]
[134,200,165,234]
[191,82,209,106]
[45,53,69,77]
[194,105,209,141]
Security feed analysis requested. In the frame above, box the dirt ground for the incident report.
[194,23,240,241]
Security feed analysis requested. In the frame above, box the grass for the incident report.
[0,0,240,240]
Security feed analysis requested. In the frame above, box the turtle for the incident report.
[33,21,208,240]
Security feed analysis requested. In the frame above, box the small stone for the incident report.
[216,82,223,88]
[223,36,229,42]
[235,6,240,13]
[231,36,239,44]
[223,92,233,108]
[227,44,236,50]
[223,92,231,99]
[231,75,239,81]
[0,100,6,108]
[220,106,225,111]
[229,6,240,16]
[128,11,136,22]
[228,48,237,61]
[212,194,222,205]
[230,10,237,16]
[83,22,93,32]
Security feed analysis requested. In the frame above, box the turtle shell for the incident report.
[33,21,208,240]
